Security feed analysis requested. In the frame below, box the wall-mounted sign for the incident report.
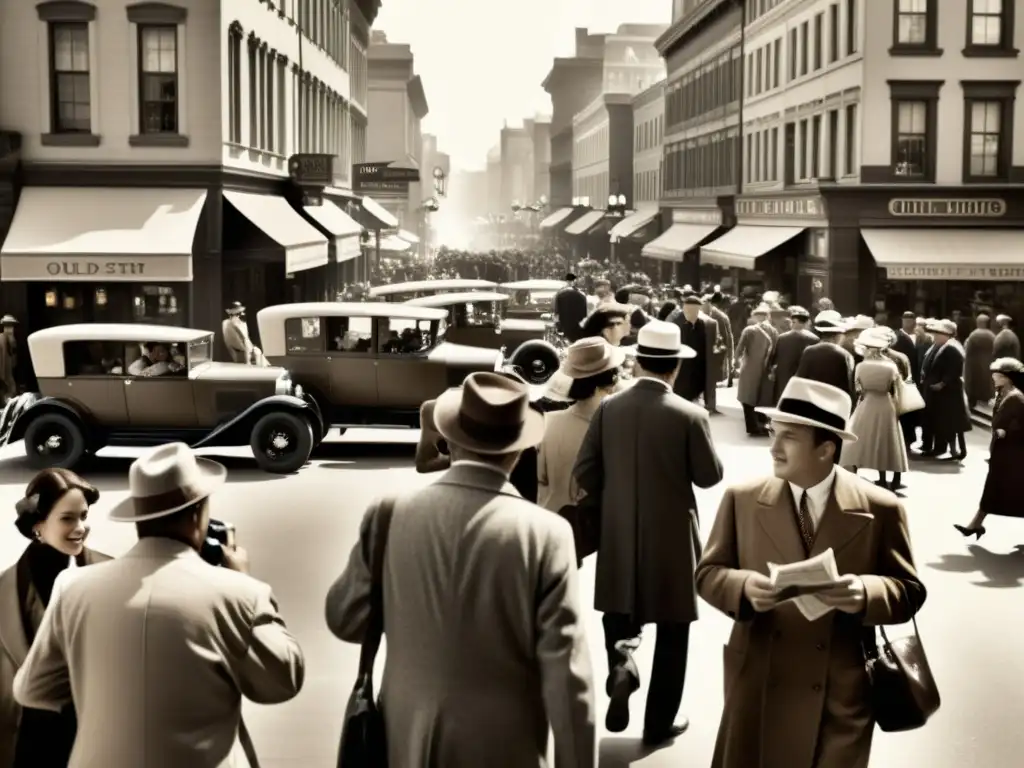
[672,209,721,225]
[736,197,823,218]
[886,264,1023,280]
[0,255,192,282]
[356,181,412,194]
[887,198,1006,217]
[353,162,421,184]
[288,154,335,186]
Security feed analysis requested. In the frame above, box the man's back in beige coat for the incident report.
[13,537,305,768]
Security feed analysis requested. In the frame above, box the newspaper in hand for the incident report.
[768,548,842,622]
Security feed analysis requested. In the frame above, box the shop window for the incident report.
[284,316,325,353]
[965,0,1017,56]
[891,0,940,55]
[326,316,372,353]
[132,285,186,324]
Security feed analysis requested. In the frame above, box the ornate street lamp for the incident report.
[607,193,628,216]
[432,166,447,196]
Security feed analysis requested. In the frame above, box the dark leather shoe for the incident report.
[604,668,635,733]
[642,718,690,746]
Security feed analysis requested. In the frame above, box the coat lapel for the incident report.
[810,468,873,557]
[756,479,806,564]
[0,565,29,668]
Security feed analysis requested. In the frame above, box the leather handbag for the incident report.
[898,381,926,415]
[556,495,601,564]
[862,614,940,732]
[337,498,396,768]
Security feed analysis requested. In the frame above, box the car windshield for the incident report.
[188,335,213,370]
[451,301,500,327]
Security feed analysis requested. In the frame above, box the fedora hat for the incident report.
[627,319,696,359]
[0,315,18,325]
[433,372,545,454]
[757,377,858,442]
[109,443,226,522]
[560,337,626,379]
[813,309,848,333]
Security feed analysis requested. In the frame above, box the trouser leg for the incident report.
[742,404,760,434]
[643,622,691,736]
[602,612,642,691]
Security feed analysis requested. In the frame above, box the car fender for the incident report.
[194,394,321,448]
[4,395,92,446]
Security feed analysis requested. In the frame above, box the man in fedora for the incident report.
[702,286,734,387]
[767,305,815,403]
[574,320,723,748]
[795,310,855,403]
[696,378,926,768]
[669,292,722,414]
[222,301,254,363]
[554,272,588,342]
[326,372,596,767]
[735,303,776,436]
[920,318,971,460]
[13,443,305,767]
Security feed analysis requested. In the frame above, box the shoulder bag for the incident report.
[337,498,396,768]
[898,381,926,415]
[862,613,940,732]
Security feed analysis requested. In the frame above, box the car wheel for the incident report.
[250,411,313,474]
[510,341,561,384]
[24,413,88,470]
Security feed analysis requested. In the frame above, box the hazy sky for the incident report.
[374,0,671,170]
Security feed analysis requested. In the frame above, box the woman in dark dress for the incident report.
[954,358,1024,539]
[0,468,110,768]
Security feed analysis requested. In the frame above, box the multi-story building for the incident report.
[0,0,383,343]
[500,122,533,210]
[530,118,552,206]
[485,145,502,215]
[366,33,429,247]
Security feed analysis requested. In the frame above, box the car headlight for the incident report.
[275,375,292,396]
[294,384,303,398]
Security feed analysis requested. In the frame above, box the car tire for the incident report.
[24,412,88,470]
[250,411,313,474]
[509,341,561,384]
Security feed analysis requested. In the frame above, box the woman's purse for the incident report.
[898,380,926,414]
[337,499,396,768]
[862,614,940,732]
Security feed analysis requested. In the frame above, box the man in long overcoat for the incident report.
[994,314,1021,361]
[964,313,996,407]
[795,311,855,402]
[735,304,776,436]
[695,380,926,768]
[221,303,254,363]
[704,288,734,386]
[893,312,918,379]
[767,305,816,402]
[922,319,972,459]
[668,294,722,413]
[574,320,723,747]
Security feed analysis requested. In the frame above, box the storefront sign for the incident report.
[886,264,1024,280]
[887,198,1006,217]
[735,197,823,218]
[0,255,192,282]
[288,154,335,186]
[353,162,421,195]
[356,181,411,194]
[671,209,721,225]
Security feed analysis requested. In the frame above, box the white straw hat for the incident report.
[757,377,857,441]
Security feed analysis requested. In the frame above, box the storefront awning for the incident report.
[609,208,659,241]
[539,207,574,229]
[379,234,412,253]
[0,187,206,282]
[700,225,805,269]
[641,224,718,262]
[396,228,420,244]
[224,191,328,274]
[564,209,608,236]
[862,228,1024,280]
[302,199,363,239]
[360,195,399,229]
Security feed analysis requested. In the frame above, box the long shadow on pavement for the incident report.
[926,543,1024,588]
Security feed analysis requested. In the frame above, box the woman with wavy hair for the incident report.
[0,468,111,767]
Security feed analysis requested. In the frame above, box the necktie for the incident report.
[795,490,815,553]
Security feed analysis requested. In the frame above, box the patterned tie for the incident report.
[795,490,815,553]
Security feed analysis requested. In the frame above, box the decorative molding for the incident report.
[228,20,243,36]
[125,2,186,24]
[247,31,258,47]
[275,52,289,64]
[291,63,300,74]
[35,1,96,22]
[269,48,277,60]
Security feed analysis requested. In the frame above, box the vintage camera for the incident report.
[200,519,236,566]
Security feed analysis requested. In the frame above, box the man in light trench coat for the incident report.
[695,377,926,768]
[574,320,723,748]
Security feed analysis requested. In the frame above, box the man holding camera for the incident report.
[13,443,305,767]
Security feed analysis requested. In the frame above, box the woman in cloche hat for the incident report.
[537,338,626,513]
[954,358,1024,539]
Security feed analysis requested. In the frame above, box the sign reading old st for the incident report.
[887,198,1006,217]
[47,261,146,276]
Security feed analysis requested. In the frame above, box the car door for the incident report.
[52,340,130,425]
[326,315,379,409]
[123,342,197,427]
[375,317,447,409]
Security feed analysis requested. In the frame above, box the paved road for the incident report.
[0,392,1020,766]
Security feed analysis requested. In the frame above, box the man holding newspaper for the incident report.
[695,377,927,768]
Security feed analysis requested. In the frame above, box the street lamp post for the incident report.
[607,194,629,264]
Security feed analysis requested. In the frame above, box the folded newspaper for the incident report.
[768,548,841,622]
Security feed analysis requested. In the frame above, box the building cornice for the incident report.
[407,75,428,119]
[656,0,731,55]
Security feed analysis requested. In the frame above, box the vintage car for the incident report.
[498,279,567,319]
[256,302,503,431]
[404,291,562,384]
[0,325,324,473]
[368,278,497,301]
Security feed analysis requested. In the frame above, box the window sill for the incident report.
[888,46,944,57]
[888,174,936,183]
[962,174,1010,184]
[962,46,1019,58]
[129,134,189,148]
[41,133,100,147]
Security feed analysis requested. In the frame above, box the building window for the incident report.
[138,26,178,134]
[811,114,821,177]
[248,38,258,147]
[49,23,91,133]
[829,3,840,62]
[772,38,781,87]
[800,21,809,75]
[888,80,940,180]
[891,0,939,54]
[788,28,797,80]
[965,0,1017,54]
[228,24,242,143]
[846,0,858,54]
[967,101,1001,177]
[813,13,823,69]
[961,81,1018,181]
[844,103,858,175]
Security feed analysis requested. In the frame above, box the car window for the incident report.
[285,317,326,354]
[325,316,373,353]
[62,340,127,376]
[460,301,500,327]
[126,341,187,377]
[380,318,432,354]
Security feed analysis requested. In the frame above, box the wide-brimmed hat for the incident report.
[991,357,1024,375]
[787,305,810,320]
[996,314,1012,324]
[109,443,226,522]
[757,377,858,442]
[560,337,626,379]
[813,309,847,333]
[0,315,17,325]
[856,326,893,349]
[627,319,696,359]
[931,319,957,337]
[848,315,874,331]
[226,302,245,315]
[434,372,545,454]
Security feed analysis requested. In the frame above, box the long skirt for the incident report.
[842,392,909,472]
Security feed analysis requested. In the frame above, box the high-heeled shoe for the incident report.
[953,524,986,539]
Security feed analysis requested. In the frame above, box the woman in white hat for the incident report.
[841,327,909,491]
[537,338,626,514]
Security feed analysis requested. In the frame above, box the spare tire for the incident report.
[509,340,560,384]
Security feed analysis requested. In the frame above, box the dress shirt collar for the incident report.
[788,466,836,525]
[451,459,510,480]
